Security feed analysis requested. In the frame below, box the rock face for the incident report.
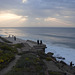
[26,40,47,53]
[47,52,54,57]
[57,57,65,60]
[33,44,47,52]
[1,37,75,75]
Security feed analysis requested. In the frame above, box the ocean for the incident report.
[0,27,75,66]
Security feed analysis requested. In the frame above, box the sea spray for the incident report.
[45,43,75,66]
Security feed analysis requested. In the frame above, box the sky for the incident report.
[0,0,75,27]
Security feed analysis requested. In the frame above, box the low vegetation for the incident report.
[13,43,24,48]
[0,42,17,70]
[37,50,47,59]
[46,57,52,61]
[6,53,46,75]
[48,71,63,75]
[0,37,12,43]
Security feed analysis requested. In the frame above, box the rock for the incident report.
[57,57,65,60]
[47,52,54,57]
[60,61,67,65]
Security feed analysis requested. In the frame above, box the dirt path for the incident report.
[43,60,62,72]
[0,55,21,75]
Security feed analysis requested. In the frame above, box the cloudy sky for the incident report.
[0,0,75,27]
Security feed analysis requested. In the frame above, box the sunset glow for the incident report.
[0,0,75,27]
[22,0,27,3]
[0,13,28,27]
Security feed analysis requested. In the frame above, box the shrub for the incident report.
[25,57,29,61]
[0,37,12,43]
[0,50,3,55]
[36,58,40,62]
[0,59,4,63]
[14,43,24,48]
[35,65,42,72]
[37,51,46,59]
[0,45,12,50]
[5,53,46,75]
[46,57,52,61]
[0,42,16,70]
[48,71,63,75]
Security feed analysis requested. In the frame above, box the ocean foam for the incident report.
[21,37,75,66]
[45,44,75,66]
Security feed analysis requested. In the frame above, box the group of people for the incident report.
[37,40,42,45]
[8,35,16,41]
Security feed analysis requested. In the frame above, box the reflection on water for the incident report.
[0,28,29,37]
[0,27,75,48]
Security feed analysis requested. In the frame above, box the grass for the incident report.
[13,43,24,48]
[0,42,17,70]
[0,37,12,43]
[0,43,17,53]
[48,71,63,75]
[37,50,47,59]
[6,53,46,75]
[46,57,52,61]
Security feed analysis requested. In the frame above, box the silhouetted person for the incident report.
[8,35,10,38]
[40,40,42,45]
[14,36,16,41]
[70,61,72,66]
[37,40,39,45]
[64,73,67,75]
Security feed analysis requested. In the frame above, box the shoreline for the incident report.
[45,43,75,66]
[0,36,75,75]
[0,36,75,66]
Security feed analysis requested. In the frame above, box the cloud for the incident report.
[44,17,57,22]
[0,13,27,21]
[22,0,27,3]
[0,13,28,27]
[35,18,41,20]
[44,17,71,26]
[0,0,75,27]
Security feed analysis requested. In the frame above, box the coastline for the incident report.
[0,36,75,75]
[0,27,75,67]
[46,43,75,66]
